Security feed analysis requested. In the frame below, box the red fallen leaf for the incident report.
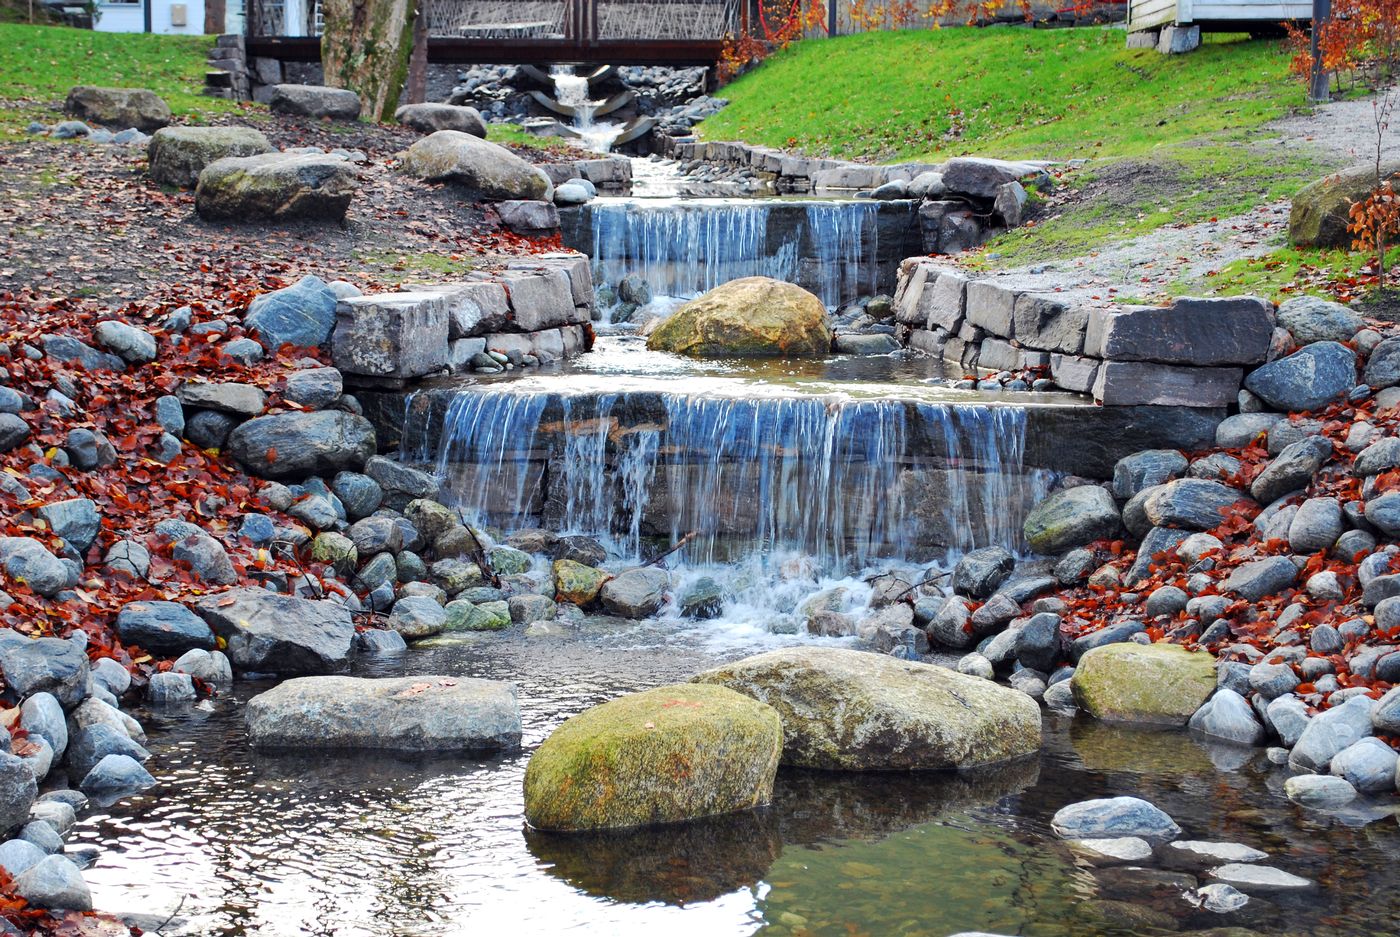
[265,447,278,464]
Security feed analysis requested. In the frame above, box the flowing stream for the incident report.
[551,65,624,152]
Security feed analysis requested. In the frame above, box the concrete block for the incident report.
[1084,296,1273,366]
[965,280,1017,337]
[925,270,967,332]
[1157,24,1200,55]
[1093,361,1243,407]
[1126,29,1159,49]
[1050,354,1102,394]
[1014,294,1088,354]
[979,337,1021,372]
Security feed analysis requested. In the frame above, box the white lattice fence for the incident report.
[423,0,569,37]
[594,0,740,38]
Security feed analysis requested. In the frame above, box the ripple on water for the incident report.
[72,626,1400,937]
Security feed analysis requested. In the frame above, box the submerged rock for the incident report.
[523,683,781,831]
[692,646,1041,770]
[1050,796,1181,844]
[646,277,832,358]
[246,675,521,752]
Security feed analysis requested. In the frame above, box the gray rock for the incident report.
[1365,335,1400,388]
[1050,797,1181,844]
[508,594,556,624]
[220,338,264,365]
[13,854,90,910]
[1014,612,1063,672]
[93,320,157,364]
[1243,341,1357,412]
[1249,660,1300,700]
[172,648,232,685]
[1288,496,1342,554]
[246,276,339,351]
[63,428,115,470]
[400,130,553,202]
[356,629,407,654]
[19,693,66,758]
[332,471,382,520]
[1146,479,1250,531]
[0,538,68,597]
[1023,486,1121,554]
[41,334,124,371]
[1222,556,1298,601]
[191,588,354,675]
[1353,436,1400,476]
[35,498,100,552]
[0,839,44,877]
[0,752,36,836]
[147,670,196,704]
[226,411,375,481]
[395,102,486,136]
[1189,688,1264,746]
[196,152,358,223]
[1112,449,1188,500]
[246,674,521,752]
[67,723,149,780]
[678,577,724,619]
[0,413,30,453]
[0,630,88,707]
[1144,584,1188,618]
[599,567,669,619]
[928,596,973,648]
[1251,436,1331,504]
[168,531,236,585]
[116,600,215,654]
[283,367,342,409]
[267,84,361,119]
[952,546,1014,598]
[389,595,448,639]
[1277,295,1364,344]
[1159,840,1267,871]
[956,653,995,680]
[90,658,131,698]
[1329,736,1398,792]
[1290,694,1375,771]
[1284,773,1357,808]
[177,381,267,417]
[79,752,156,797]
[147,124,274,187]
[1365,492,1400,538]
[184,409,236,449]
[64,84,170,132]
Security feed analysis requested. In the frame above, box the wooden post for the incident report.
[828,0,838,35]
[405,1,428,105]
[1309,0,1332,102]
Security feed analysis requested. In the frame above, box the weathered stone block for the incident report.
[426,280,511,339]
[965,280,1017,336]
[332,292,449,378]
[925,270,967,332]
[1014,294,1088,354]
[502,269,579,332]
[978,337,1021,372]
[1084,297,1273,366]
[894,260,935,325]
[1092,361,1243,407]
[907,329,945,355]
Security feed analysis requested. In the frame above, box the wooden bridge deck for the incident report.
[245,36,728,66]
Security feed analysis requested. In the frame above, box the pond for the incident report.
[74,619,1400,937]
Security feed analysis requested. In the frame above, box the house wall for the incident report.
[1129,0,1309,28]
[94,0,210,34]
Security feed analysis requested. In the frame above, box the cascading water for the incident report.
[550,65,623,153]
[587,198,883,309]
[407,387,1053,576]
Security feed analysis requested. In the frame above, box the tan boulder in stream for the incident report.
[646,276,833,357]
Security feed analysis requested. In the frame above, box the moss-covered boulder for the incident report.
[444,598,510,632]
[523,683,782,831]
[693,646,1041,770]
[147,126,274,188]
[646,277,832,357]
[400,130,553,202]
[1023,485,1121,555]
[1071,642,1216,726]
[64,85,171,133]
[195,153,358,223]
[553,559,609,606]
[1290,160,1400,248]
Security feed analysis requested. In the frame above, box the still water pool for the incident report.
[73,622,1400,937]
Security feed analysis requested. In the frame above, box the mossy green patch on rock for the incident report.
[1072,642,1216,726]
[523,683,782,831]
[1290,160,1400,249]
[646,277,832,358]
[693,646,1041,770]
[553,559,609,606]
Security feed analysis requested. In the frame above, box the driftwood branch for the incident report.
[891,570,951,603]
[644,531,698,567]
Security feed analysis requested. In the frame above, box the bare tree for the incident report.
[321,0,418,122]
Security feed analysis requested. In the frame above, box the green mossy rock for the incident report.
[147,126,274,188]
[523,683,782,831]
[400,130,553,201]
[195,152,358,223]
[553,559,609,606]
[1072,642,1216,726]
[693,646,1042,770]
[1290,160,1400,248]
[1023,485,1122,555]
[646,277,832,358]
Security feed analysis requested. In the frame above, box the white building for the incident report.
[93,0,251,35]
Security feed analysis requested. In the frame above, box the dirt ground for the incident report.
[0,111,563,310]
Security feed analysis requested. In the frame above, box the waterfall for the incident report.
[408,387,1053,574]
[586,199,883,309]
[550,66,621,153]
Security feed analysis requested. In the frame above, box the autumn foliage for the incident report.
[1285,0,1400,93]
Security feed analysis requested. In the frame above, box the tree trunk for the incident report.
[404,4,429,106]
[321,0,417,122]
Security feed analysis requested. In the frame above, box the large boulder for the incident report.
[63,86,170,132]
[195,153,358,223]
[267,84,362,120]
[0,538,68,597]
[1276,295,1365,344]
[246,675,521,752]
[598,567,668,618]
[1290,160,1400,248]
[1242,341,1357,413]
[523,683,782,831]
[191,588,355,675]
[0,631,88,708]
[400,130,553,201]
[1071,643,1216,726]
[115,600,216,655]
[245,276,340,350]
[147,126,274,187]
[646,277,832,357]
[395,103,487,137]
[226,410,376,481]
[1022,485,1120,555]
[692,646,1041,770]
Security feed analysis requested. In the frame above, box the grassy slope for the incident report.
[703,28,1338,270]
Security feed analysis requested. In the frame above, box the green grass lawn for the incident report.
[0,21,239,133]
[703,26,1303,163]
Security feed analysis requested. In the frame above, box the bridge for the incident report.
[245,0,746,66]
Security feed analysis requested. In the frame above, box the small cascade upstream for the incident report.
[404,386,1054,578]
[583,198,885,308]
[550,65,623,153]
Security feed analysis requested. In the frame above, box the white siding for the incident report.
[1191,0,1311,17]
[94,0,208,33]
[1128,0,1179,30]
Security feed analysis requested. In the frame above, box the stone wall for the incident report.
[332,252,594,394]
[893,257,1277,408]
